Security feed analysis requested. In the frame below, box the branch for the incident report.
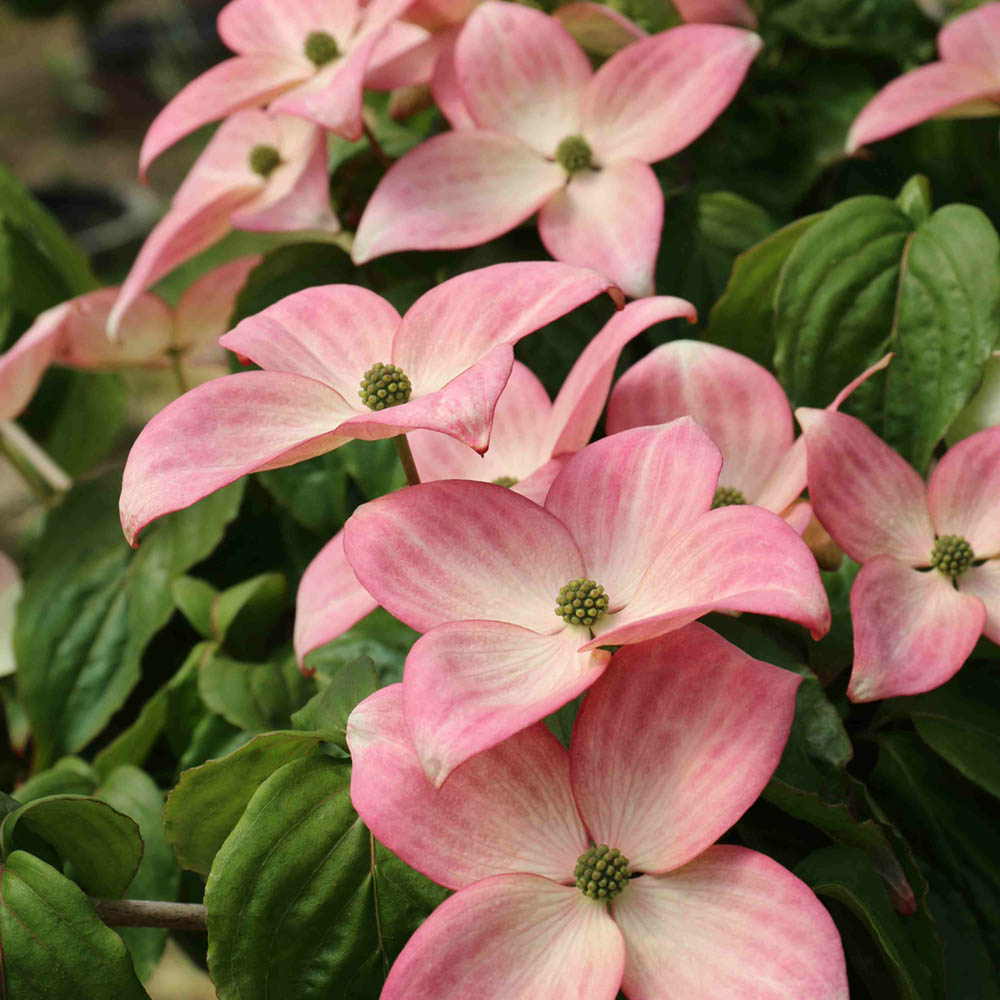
[91,899,207,932]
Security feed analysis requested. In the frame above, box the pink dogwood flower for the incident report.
[606,340,891,534]
[348,625,848,1000]
[351,1,762,298]
[0,257,259,422]
[139,0,412,175]
[110,110,337,336]
[798,409,1000,701]
[344,418,830,785]
[847,2,1000,152]
[294,295,696,668]
[119,262,614,546]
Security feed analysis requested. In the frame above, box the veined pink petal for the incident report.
[171,255,261,361]
[218,0,358,56]
[392,261,612,394]
[553,3,646,57]
[343,480,584,633]
[220,284,400,402]
[293,531,377,669]
[365,22,438,89]
[546,420,721,607]
[959,559,1000,646]
[674,0,757,28]
[119,371,354,545]
[571,625,799,873]
[514,458,565,504]
[796,408,935,565]
[348,685,589,886]
[784,498,814,536]
[0,551,20,678]
[455,2,591,155]
[938,3,1000,72]
[351,131,564,264]
[607,339,794,501]
[847,62,1000,153]
[430,33,476,128]
[538,159,663,300]
[0,303,70,421]
[593,504,831,646]
[404,622,610,787]
[548,297,697,457]
[582,25,761,165]
[138,56,309,177]
[408,361,554,482]
[849,555,985,702]
[927,426,1000,558]
[614,847,848,1000]
[381,874,625,1000]
[270,32,383,139]
[109,186,257,338]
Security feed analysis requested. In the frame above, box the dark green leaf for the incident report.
[0,794,142,898]
[291,655,378,750]
[0,851,148,999]
[15,757,99,802]
[172,577,218,639]
[213,572,287,656]
[305,608,419,686]
[205,755,447,999]
[164,731,325,875]
[796,846,935,1000]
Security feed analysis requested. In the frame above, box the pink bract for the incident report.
[347,625,848,999]
[110,111,337,336]
[0,257,258,423]
[292,295,696,669]
[606,340,891,533]
[847,2,1000,152]
[139,0,413,175]
[798,409,1000,701]
[343,418,830,785]
[119,262,614,546]
[352,1,761,298]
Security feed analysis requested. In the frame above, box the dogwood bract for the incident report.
[293,295,696,668]
[119,262,613,545]
[139,0,412,175]
[0,257,258,421]
[352,1,761,298]
[343,419,830,785]
[847,1,1000,152]
[348,625,848,1000]
[110,111,337,335]
[606,340,891,533]
[799,409,1000,701]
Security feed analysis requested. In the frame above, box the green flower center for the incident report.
[492,476,519,488]
[555,135,593,175]
[712,486,747,509]
[358,363,412,411]
[248,145,282,178]
[304,30,339,67]
[555,578,609,627]
[930,534,974,578]
[574,844,631,902]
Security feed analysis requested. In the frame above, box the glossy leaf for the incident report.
[291,655,378,751]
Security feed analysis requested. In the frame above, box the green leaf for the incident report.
[703,214,820,367]
[213,572,287,656]
[97,766,181,982]
[0,162,96,295]
[291,655,378,750]
[15,757,99,802]
[897,175,933,226]
[16,477,245,768]
[172,576,218,639]
[205,755,447,999]
[0,794,143,898]
[257,451,351,537]
[774,195,914,410]
[41,372,128,475]
[796,846,935,1000]
[198,649,316,733]
[894,669,1000,800]
[0,851,148,999]
[305,608,419,685]
[164,731,325,875]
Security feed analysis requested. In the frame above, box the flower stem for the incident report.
[362,115,392,169]
[393,434,421,487]
[0,421,72,498]
[90,898,207,932]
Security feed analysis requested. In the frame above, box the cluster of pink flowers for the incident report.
[5,0,1000,995]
